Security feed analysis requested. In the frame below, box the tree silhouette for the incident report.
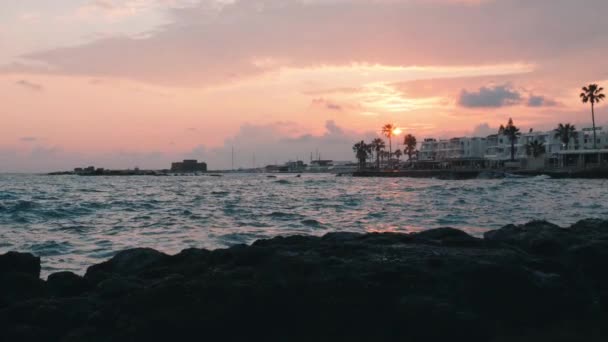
[501,118,521,162]
[370,138,386,169]
[352,141,371,170]
[580,84,605,149]
[403,134,418,163]
[525,140,546,158]
[554,123,578,151]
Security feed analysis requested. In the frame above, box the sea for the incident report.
[1,173,607,276]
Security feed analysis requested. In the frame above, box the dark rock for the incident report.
[321,232,361,242]
[0,251,41,278]
[571,219,608,240]
[0,252,44,307]
[0,272,46,307]
[484,221,575,255]
[96,276,143,299]
[85,248,169,284]
[413,227,481,246]
[1,220,608,341]
[47,272,89,297]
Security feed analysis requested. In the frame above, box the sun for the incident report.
[392,127,402,136]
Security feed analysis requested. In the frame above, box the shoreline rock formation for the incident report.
[1,219,608,341]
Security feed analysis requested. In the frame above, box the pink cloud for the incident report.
[6,0,607,86]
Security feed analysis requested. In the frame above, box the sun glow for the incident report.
[392,128,402,136]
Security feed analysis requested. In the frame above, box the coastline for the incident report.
[2,219,608,341]
[353,167,608,179]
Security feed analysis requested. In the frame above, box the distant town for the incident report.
[353,122,607,171]
[47,158,359,176]
[48,84,607,178]
[351,83,608,178]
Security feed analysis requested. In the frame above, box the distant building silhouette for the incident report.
[171,160,207,173]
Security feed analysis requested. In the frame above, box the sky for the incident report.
[2,0,608,172]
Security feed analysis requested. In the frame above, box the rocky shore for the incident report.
[2,219,608,341]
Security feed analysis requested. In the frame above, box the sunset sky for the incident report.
[2,0,608,171]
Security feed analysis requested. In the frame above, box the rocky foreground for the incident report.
[2,220,608,341]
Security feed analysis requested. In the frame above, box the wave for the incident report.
[30,240,73,257]
[301,219,323,228]
[267,211,303,220]
[3,200,38,213]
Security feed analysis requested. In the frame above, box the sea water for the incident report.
[1,173,606,275]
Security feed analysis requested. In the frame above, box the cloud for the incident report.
[458,85,522,108]
[527,95,558,107]
[311,98,343,111]
[77,0,198,19]
[302,87,362,96]
[7,0,608,86]
[0,120,378,172]
[15,80,44,92]
[184,120,378,169]
[470,123,496,137]
[20,137,38,142]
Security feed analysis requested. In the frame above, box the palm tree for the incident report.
[370,138,386,169]
[382,124,396,157]
[525,140,546,158]
[501,118,521,162]
[352,141,370,170]
[554,123,578,151]
[580,84,605,149]
[403,134,417,163]
[394,149,402,163]
[381,150,391,167]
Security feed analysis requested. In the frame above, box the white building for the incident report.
[419,127,608,167]
[419,137,487,161]
[485,128,608,162]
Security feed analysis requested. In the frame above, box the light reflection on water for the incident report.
[0,173,607,275]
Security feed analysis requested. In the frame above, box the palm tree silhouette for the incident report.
[370,138,386,169]
[580,84,605,149]
[403,134,417,163]
[394,149,403,164]
[352,141,371,170]
[382,124,396,158]
[383,151,391,166]
[554,123,578,151]
[525,140,546,158]
[501,118,521,162]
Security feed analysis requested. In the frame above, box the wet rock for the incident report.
[570,219,608,240]
[0,251,41,278]
[85,248,169,284]
[47,272,89,297]
[1,219,608,341]
[0,272,46,307]
[96,276,143,299]
[412,227,481,246]
[484,221,575,255]
[0,251,45,307]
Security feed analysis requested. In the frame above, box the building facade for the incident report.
[419,127,608,168]
[419,137,488,161]
[171,160,207,173]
